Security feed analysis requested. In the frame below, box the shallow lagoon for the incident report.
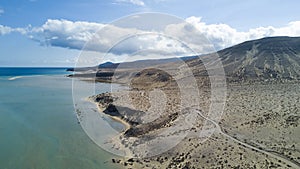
[0,69,122,169]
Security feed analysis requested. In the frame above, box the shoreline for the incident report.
[86,97,134,158]
[86,97,131,132]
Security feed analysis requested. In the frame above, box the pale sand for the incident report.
[87,97,131,131]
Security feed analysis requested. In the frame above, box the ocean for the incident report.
[0,68,122,169]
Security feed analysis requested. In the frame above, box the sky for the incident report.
[0,0,300,67]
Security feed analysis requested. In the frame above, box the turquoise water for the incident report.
[0,67,70,76]
[0,68,122,169]
[0,67,68,76]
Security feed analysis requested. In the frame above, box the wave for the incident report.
[7,75,53,81]
[8,76,23,80]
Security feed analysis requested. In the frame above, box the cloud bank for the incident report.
[30,19,105,50]
[1,16,300,57]
[28,19,197,56]
[186,16,300,50]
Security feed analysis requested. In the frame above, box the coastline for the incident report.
[86,97,131,132]
[85,97,135,158]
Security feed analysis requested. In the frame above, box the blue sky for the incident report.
[0,0,300,67]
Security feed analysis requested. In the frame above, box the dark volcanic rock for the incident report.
[92,92,180,137]
[124,112,178,137]
[98,62,120,69]
[131,68,174,89]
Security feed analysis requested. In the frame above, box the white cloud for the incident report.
[25,18,300,56]
[28,19,190,56]
[1,17,300,60]
[0,25,27,35]
[116,0,145,6]
[30,19,105,49]
[185,16,300,50]
[0,25,12,35]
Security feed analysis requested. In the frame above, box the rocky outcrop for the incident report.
[91,93,179,137]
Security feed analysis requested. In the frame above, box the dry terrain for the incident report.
[94,82,300,169]
[72,36,300,168]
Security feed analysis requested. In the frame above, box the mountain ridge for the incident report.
[69,36,300,83]
[218,36,300,81]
